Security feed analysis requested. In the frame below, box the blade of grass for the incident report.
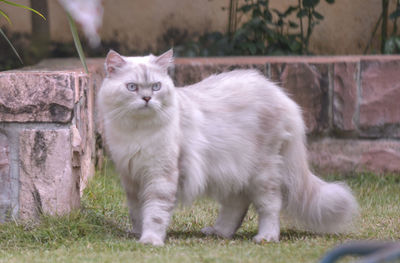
[0,0,46,20]
[0,8,11,24]
[0,27,23,64]
[66,12,89,74]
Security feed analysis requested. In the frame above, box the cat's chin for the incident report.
[131,104,159,117]
[137,104,155,111]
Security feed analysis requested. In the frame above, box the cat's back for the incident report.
[177,69,293,113]
[180,69,270,94]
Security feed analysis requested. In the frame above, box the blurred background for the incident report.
[1,0,400,71]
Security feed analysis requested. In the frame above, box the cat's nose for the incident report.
[142,96,151,102]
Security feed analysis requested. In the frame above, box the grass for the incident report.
[0,161,399,263]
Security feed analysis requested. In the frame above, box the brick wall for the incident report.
[1,55,399,221]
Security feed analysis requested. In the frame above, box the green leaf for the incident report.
[238,4,252,13]
[67,12,89,74]
[289,41,302,52]
[283,6,298,17]
[313,11,324,20]
[297,9,308,18]
[272,9,283,17]
[325,0,335,3]
[384,38,396,54]
[263,9,272,21]
[248,43,257,54]
[302,0,320,8]
[289,21,299,28]
[389,9,400,20]
[0,0,46,20]
[394,37,400,49]
[0,8,11,24]
[0,27,23,64]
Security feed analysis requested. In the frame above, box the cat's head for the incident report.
[99,49,176,124]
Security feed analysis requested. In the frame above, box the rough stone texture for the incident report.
[0,73,74,123]
[173,61,267,86]
[74,74,95,193]
[309,138,400,173]
[333,62,358,132]
[0,131,11,222]
[18,129,80,220]
[270,63,330,134]
[359,59,400,138]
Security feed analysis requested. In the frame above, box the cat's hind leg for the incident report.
[201,195,250,239]
[250,172,282,243]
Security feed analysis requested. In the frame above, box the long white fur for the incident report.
[98,50,358,246]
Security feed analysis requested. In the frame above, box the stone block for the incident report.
[309,138,400,174]
[19,129,80,220]
[270,63,330,133]
[0,72,74,123]
[0,131,11,222]
[332,62,358,132]
[359,59,400,137]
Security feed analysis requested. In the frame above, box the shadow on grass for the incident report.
[166,228,324,242]
[0,207,133,250]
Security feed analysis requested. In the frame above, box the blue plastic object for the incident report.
[320,241,400,263]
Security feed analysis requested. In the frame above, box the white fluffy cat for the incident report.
[98,49,358,246]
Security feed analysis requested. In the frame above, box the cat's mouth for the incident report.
[138,102,153,110]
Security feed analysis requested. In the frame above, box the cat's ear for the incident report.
[105,50,126,76]
[153,49,174,72]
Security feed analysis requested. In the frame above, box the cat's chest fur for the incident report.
[106,122,179,179]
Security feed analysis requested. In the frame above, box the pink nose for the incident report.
[142,96,151,102]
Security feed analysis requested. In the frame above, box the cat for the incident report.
[98,49,358,246]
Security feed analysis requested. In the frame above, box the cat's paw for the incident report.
[139,233,164,246]
[201,226,216,236]
[252,233,279,243]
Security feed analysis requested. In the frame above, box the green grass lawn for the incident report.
[0,161,399,263]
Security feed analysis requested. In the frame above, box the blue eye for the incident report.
[152,82,161,91]
[126,83,138,91]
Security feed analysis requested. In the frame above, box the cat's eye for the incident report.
[152,82,161,91]
[126,83,138,92]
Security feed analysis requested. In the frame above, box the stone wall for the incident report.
[172,56,400,174]
[0,59,104,222]
[1,55,399,222]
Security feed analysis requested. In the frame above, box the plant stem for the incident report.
[305,8,313,54]
[227,0,233,39]
[364,13,383,54]
[298,0,304,54]
[67,12,89,74]
[393,0,400,35]
[381,0,389,53]
[0,27,23,64]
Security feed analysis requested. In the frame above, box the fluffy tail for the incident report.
[281,119,358,233]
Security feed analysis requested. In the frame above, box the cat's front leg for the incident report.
[139,174,177,246]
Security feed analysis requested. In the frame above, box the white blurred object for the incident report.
[58,0,103,47]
